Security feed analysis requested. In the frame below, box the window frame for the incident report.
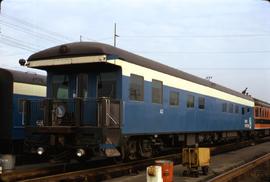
[235,105,239,114]
[97,72,117,99]
[242,107,245,115]
[186,95,195,108]
[51,74,70,99]
[129,74,144,101]
[222,103,227,112]
[229,103,234,113]
[198,97,205,110]
[169,91,179,106]
[152,79,163,104]
[76,73,89,98]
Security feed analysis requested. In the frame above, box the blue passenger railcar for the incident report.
[22,42,255,160]
[0,68,46,154]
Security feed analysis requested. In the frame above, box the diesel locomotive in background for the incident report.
[19,42,270,160]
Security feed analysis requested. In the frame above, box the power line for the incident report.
[0,40,35,52]
[1,34,39,50]
[1,13,108,44]
[120,33,270,39]
[180,67,270,71]
[97,36,112,41]
[0,34,38,52]
[0,12,73,53]
[133,50,270,55]
[1,13,72,42]
[0,19,65,44]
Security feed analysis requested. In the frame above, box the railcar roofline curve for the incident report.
[27,42,252,101]
[0,68,46,86]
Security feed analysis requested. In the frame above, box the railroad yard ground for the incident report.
[105,141,270,182]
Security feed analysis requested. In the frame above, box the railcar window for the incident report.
[247,107,250,113]
[242,107,245,115]
[76,73,88,98]
[198,97,205,109]
[129,74,144,101]
[52,75,69,99]
[152,79,163,104]
[222,103,227,112]
[187,95,194,108]
[229,103,233,113]
[169,91,179,106]
[235,105,239,114]
[98,72,117,99]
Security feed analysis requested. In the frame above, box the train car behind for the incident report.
[0,68,46,155]
[253,98,270,135]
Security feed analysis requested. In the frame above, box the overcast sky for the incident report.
[1,0,270,102]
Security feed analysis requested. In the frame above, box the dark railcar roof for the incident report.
[27,42,252,101]
[253,98,270,108]
[0,68,46,86]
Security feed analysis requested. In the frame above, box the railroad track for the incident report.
[0,162,69,182]
[208,152,270,182]
[19,154,180,182]
[1,137,269,182]
[0,157,114,182]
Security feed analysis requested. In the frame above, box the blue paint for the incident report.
[12,94,43,140]
[45,70,253,135]
[121,75,253,135]
[47,70,122,100]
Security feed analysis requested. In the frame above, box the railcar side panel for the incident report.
[12,94,44,140]
[121,76,253,134]
[22,42,259,159]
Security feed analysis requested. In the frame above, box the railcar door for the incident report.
[51,74,70,99]
[96,71,121,127]
[75,73,88,98]
[97,72,117,99]
[96,71,121,156]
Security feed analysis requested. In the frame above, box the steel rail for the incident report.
[1,137,269,182]
[19,154,180,182]
[208,152,270,182]
[0,163,65,182]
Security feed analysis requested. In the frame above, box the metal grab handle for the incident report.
[106,113,119,125]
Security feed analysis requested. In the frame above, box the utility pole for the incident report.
[113,23,119,47]
[0,0,3,33]
[0,0,3,14]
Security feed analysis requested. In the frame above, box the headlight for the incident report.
[36,120,44,127]
[56,105,66,118]
[37,147,45,155]
[76,149,85,157]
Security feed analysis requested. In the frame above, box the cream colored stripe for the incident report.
[108,59,254,107]
[28,55,107,68]
[13,82,46,97]
[28,55,254,106]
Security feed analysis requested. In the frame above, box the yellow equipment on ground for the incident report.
[182,147,210,177]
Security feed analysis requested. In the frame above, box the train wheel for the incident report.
[138,139,153,158]
[113,155,123,164]
[202,166,209,175]
[126,140,137,160]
